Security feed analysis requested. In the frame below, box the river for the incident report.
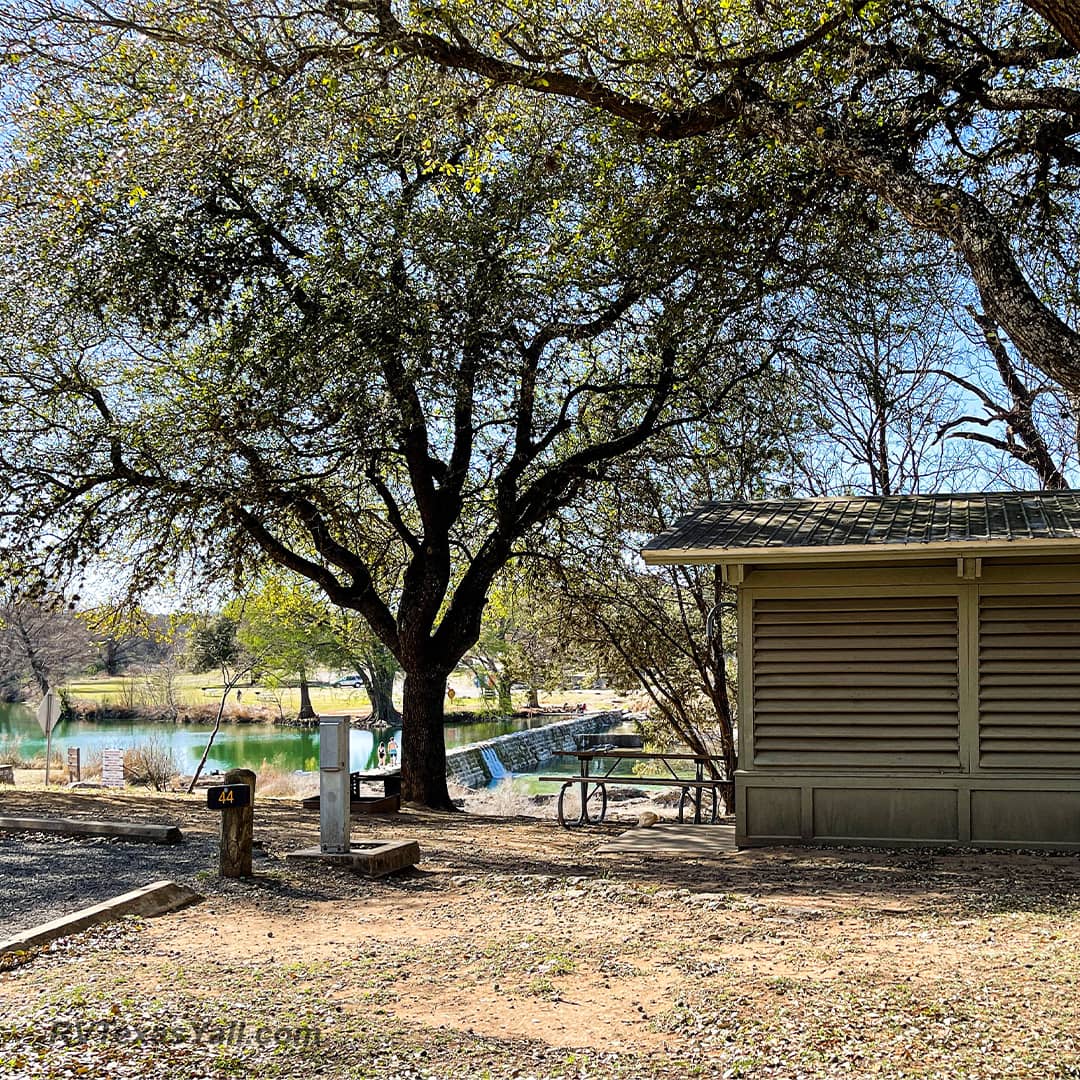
[0,702,564,775]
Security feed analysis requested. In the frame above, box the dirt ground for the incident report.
[1,788,1079,1079]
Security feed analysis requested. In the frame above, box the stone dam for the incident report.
[445,711,627,788]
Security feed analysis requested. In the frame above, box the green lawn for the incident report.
[61,672,376,714]
[61,670,624,721]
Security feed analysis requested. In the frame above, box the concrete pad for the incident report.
[597,823,737,858]
[0,816,182,844]
[285,839,420,877]
[0,880,203,957]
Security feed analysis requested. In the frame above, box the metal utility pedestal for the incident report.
[319,716,351,854]
[286,716,420,877]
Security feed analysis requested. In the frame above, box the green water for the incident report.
[0,702,559,775]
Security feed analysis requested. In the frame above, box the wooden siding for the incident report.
[752,595,961,767]
[979,594,1080,768]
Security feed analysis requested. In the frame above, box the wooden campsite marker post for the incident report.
[208,768,255,878]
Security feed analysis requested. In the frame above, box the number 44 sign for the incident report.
[206,783,251,809]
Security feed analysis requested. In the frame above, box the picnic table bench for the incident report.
[301,770,401,814]
[351,770,401,800]
[539,749,729,827]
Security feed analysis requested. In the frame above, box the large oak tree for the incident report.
[349,0,1080,393]
[0,26,822,805]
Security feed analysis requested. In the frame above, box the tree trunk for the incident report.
[496,672,513,715]
[528,686,540,709]
[298,668,315,719]
[15,623,49,696]
[1024,1,1080,50]
[367,675,399,725]
[705,659,737,814]
[365,645,401,724]
[399,669,455,809]
[103,639,120,677]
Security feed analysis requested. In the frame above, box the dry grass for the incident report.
[0,737,29,766]
[250,763,318,799]
[451,777,553,817]
[79,747,103,780]
[0,740,63,771]
[123,738,179,790]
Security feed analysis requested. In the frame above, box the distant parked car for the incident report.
[334,675,365,688]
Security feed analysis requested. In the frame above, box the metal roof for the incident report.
[642,491,1080,562]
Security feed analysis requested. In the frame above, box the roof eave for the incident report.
[640,537,1080,566]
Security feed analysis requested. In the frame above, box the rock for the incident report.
[607,787,648,802]
[637,811,659,828]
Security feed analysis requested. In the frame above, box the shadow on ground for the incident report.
[3,788,1079,921]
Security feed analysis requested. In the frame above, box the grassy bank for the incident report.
[57,673,627,724]
[61,674,378,719]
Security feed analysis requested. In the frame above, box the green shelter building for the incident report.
[643,491,1080,850]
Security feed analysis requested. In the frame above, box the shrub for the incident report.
[123,737,179,790]
[0,738,26,766]
[80,747,103,780]
[254,763,317,799]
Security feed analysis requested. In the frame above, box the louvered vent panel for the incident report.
[979,594,1080,769]
[752,596,960,767]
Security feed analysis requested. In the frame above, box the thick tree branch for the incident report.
[345,6,1080,393]
[1025,0,1080,51]
[231,504,400,652]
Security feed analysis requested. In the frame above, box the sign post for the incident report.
[36,688,61,787]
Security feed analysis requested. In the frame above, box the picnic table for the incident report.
[539,749,728,827]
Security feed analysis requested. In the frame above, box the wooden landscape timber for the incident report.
[0,881,202,959]
[0,816,182,844]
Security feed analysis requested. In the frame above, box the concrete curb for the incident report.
[0,816,182,844]
[0,880,203,957]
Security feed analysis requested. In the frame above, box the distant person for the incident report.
[387,737,399,767]
[377,741,386,768]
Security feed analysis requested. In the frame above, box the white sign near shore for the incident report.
[36,688,62,786]
[101,749,125,789]
[36,689,60,735]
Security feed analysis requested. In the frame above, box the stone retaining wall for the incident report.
[445,711,628,789]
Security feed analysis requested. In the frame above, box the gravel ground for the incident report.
[0,781,676,940]
[2,789,1080,1078]
[0,830,222,935]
